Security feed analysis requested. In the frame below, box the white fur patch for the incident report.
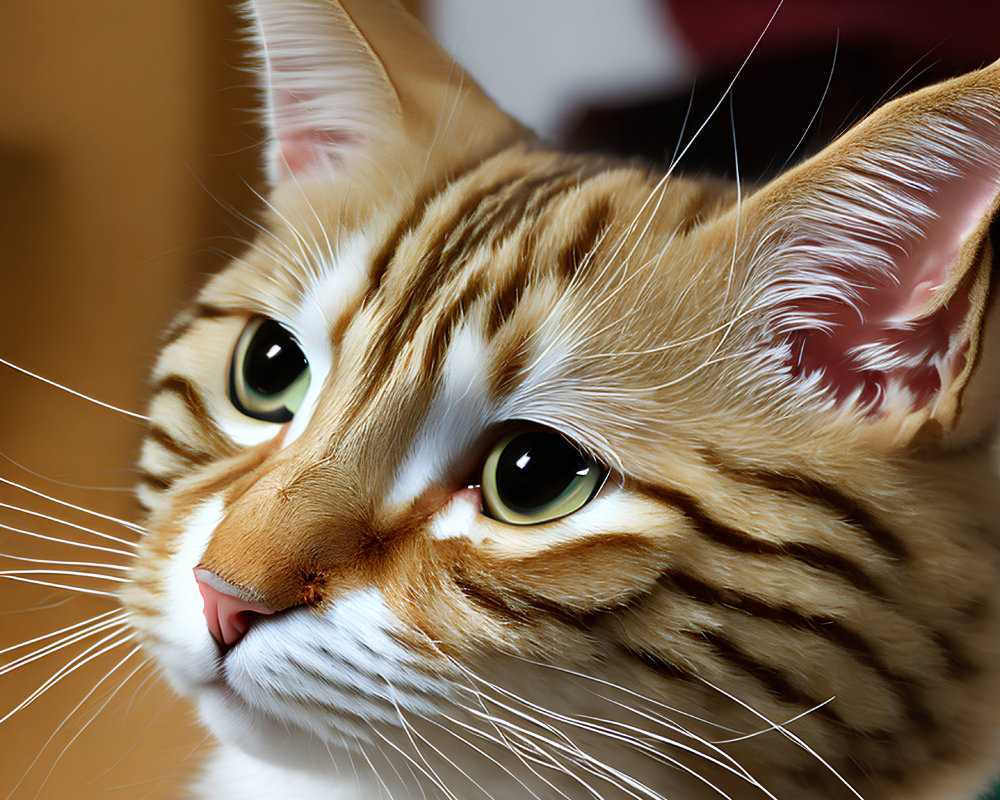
[390,321,495,507]
[285,231,372,446]
[429,492,481,541]
[190,743,375,800]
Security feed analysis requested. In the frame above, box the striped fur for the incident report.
[121,3,1000,799]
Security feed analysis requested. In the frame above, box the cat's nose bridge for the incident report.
[197,454,376,612]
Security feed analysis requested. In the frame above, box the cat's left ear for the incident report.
[740,62,1000,449]
[246,0,525,186]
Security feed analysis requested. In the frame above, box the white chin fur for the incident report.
[196,686,341,775]
[190,741,380,800]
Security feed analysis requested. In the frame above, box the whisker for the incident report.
[462,705,666,800]
[0,626,133,725]
[0,608,123,657]
[365,734,417,800]
[669,79,698,169]
[700,677,864,800]
[0,500,137,549]
[367,726,461,800]
[443,670,573,799]
[666,0,784,177]
[0,552,129,571]
[0,358,148,422]
[0,451,134,493]
[711,698,836,745]
[353,729,399,800]
[0,569,129,583]
[423,710,571,800]
[0,477,143,535]
[387,699,455,800]
[445,663,658,800]
[0,576,120,598]
[4,645,145,800]
[0,593,75,614]
[0,613,129,675]
[393,702,500,800]
[457,671,765,799]
[0,520,135,559]
[780,32,840,171]
[183,165,303,267]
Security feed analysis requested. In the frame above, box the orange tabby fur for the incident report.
[121,2,1000,798]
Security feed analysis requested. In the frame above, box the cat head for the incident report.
[123,2,1000,798]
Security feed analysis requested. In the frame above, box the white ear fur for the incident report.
[745,69,1000,431]
[247,0,402,185]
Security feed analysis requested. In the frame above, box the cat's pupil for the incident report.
[243,320,307,397]
[494,432,591,513]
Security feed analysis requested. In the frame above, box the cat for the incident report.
[15,0,1000,798]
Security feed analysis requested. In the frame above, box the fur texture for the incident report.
[117,2,1000,798]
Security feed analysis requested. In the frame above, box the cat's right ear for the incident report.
[246,0,525,187]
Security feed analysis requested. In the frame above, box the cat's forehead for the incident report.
[206,146,735,306]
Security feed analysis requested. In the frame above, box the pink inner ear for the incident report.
[786,169,999,409]
[275,127,360,181]
[270,88,364,182]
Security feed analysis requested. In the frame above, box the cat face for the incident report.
[121,2,1000,798]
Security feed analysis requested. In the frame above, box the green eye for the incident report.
[481,429,604,525]
[228,318,311,423]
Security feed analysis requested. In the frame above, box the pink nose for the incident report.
[194,568,275,648]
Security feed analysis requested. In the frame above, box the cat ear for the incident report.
[246,0,524,186]
[741,63,1000,447]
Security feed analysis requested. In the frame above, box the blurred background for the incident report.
[0,0,996,797]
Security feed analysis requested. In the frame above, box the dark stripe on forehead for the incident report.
[353,174,538,397]
[415,167,615,390]
[555,196,614,284]
[636,482,884,597]
[327,166,489,353]
[482,196,615,398]
[418,269,488,379]
[484,191,612,338]
[488,327,532,403]
[364,149,530,302]
[486,195,612,338]
[416,172,590,379]
[343,166,590,429]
